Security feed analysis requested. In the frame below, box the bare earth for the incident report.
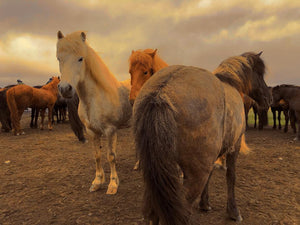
[0,112,299,225]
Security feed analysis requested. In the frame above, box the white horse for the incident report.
[56,31,132,194]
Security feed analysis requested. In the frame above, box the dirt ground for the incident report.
[0,112,299,225]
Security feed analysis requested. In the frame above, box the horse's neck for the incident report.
[281,87,297,100]
[42,83,58,96]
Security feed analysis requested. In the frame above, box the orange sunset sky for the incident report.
[0,0,299,87]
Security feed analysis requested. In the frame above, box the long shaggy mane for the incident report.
[213,52,266,94]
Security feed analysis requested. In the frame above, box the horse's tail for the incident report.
[134,93,190,225]
[240,133,250,154]
[6,88,19,133]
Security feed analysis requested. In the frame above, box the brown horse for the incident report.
[129,48,168,104]
[133,52,271,225]
[272,84,300,140]
[6,77,60,135]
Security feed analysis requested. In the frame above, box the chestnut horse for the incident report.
[57,31,132,194]
[133,52,271,225]
[129,49,168,103]
[6,77,60,135]
[272,84,300,140]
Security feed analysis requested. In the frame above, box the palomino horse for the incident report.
[133,52,271,225]
[56,31,132,194]
[272,84,300,140]
[6,77,60,135]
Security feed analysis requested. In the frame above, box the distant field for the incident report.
[247,109,288,127]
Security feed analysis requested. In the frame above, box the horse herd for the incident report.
[0,30,299,225]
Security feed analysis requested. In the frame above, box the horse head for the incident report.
[56,30,88,93]
[271,85,283,106]
[241,51,272,110]
[128,49,158,104]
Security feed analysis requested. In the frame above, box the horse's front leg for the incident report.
[34,108,39,128]
[89,136,105,192]
[106,129,119,195]
[40,109,45,130]
[48,106,53,130]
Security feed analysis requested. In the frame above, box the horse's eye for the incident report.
[144,71,148,75]
[78,57,83,62]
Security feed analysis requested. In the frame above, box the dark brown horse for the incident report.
[133,52,271,225]
[272,84,300,140]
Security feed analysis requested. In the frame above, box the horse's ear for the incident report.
[257,51,263,57]
[81,32,86,42]
[57,31,64,39]
[132,50,135,54]
[149,49,157,58]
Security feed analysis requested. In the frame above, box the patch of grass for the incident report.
[247,109,287,127]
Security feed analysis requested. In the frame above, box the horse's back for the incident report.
[7,85,34,108]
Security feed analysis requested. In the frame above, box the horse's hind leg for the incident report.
[30,107,35,128]
[89,136,105,192]
[226,145,242,222]
[106,129,119,195]
[34,108,39,128]
[283,109,289,133]
[48,106,53,130]
[199,171,213,211]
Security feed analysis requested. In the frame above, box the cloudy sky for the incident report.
[0,0,299,87]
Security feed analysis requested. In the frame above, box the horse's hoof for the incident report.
[228,209,243,222]
[293,137,299,141]
[106,186,118,195]
[133,161,140,171]
[89,183,101,192]
[21,131,25,135]
[214,163,226,170]
[199,204,212,211]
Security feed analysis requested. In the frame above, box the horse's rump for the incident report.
[134,65,242,224]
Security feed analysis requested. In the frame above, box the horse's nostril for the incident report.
[68,85,72,91]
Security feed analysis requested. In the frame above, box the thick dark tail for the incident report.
[134,93,190,225]
[6,89,19,133]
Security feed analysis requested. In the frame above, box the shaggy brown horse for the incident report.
[133,52,271,225]
[6,77,60,135]
[272,84,300,140]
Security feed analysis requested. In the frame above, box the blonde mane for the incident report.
[213,55,252,94]
[129,49,168,73]
[57,31,119,101]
